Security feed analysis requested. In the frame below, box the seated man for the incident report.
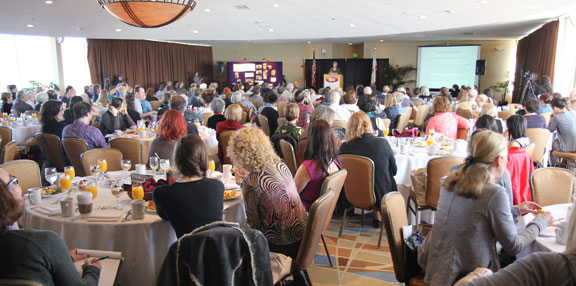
[169,95,199,136]
[99,97,133,135]
[549,98,576,153]
[63,102,107,149]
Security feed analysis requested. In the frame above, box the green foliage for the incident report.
[383,65,417,90]
[28,80,60,92]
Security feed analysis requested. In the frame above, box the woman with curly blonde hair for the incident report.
[227,128,307,258]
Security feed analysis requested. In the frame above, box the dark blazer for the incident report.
[99,110,133,135]
[339,133,397,207]
[384,106,400,132]
[260,107,279,134]
[42,120,68,139]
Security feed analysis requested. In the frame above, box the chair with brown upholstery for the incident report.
[35,133,67,172]
[456,108,476,119]
[552,151,576,168]
[395,113,410,132]
[219,131,235,165]
[407,157,464,224]
[412,104,429,128]
[332,120,347,129]
[530,167,575,206]
[0,126,12,151]
[456,128,468,140]
[1,141,18,163]
[81,148,123,174]
[380,192,426,285]
[337,154,376,237]
[525,143,536,158]
[24,110,39,117]
[279,139,297,177]
[289,189,336,285]
[498,111,514,121]
[62,138,89,176]
[203,113,214,127]
[277,117,287,127]
[1,159,41,195]
[318,169,347,267]
[277,102,288,118]
[526,128,551,166]
[150,101,162,111]
[110,138,142,169]
[540,112,552,127]
[258,115,270,136]
[240,110,249,124]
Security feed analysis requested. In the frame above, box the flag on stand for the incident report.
[370,48,377,84]
[311,51,317,88]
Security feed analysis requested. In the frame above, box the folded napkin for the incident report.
[208,171,223,179]
[87,211,124,222]
[225,182,240,190]
[35,205,61,216]
[105,171,126,179]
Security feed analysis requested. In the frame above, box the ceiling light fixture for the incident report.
[379,40,384,42]
[307,41,311,44]
[419,15,427,19]
[26,24,34,28]
[268,28,274,32]
[115,28,122,32]
[45,0,54,4]
[478,0,489,3]
[204,8,210,12]
[192,30,199,33]
[349,24,356,28]
[98,0,197,28]
[273,4,280,8]
[348,42,353,45]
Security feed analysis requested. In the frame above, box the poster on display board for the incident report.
[227,62,283,86]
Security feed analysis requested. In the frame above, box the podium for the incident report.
[324,74,343,89]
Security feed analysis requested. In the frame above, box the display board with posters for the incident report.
[227,62,283,86]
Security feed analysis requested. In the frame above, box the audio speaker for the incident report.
[216,61,225,75]
[475,60,486,75]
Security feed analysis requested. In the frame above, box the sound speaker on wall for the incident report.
[216,61,225,75]
[476,60,486,75]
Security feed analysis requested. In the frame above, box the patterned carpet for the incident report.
[307,215,402,285]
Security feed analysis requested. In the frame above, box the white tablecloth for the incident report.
[12,124,42,143]
[517,203,571,257]
[23,175,247,286]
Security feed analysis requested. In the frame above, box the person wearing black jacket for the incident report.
[40,100,68,138]
[99,97,133,135]
[260,91,279,134]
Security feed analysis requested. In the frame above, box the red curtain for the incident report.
[513,20,559,102]
[87,39,213,90]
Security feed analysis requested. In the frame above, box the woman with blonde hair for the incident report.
[419,130,552,285]
[215,104,245,162]
[339,111,397,227]
[481,103,505,133]
[475,94,492,109]
[427,96,471,139]
[227,128,307,258]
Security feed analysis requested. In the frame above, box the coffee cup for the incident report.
[60,197,74,217]
[427,145,438,156]
[28,187,42,205]
[115,130,123,137]
[135,164,146,175]
[400,144,410,155]
[131,199,146,220]
[223,164,232,178]
[77,192,93,219]
[139,130,147,138]
[556,221,568,244]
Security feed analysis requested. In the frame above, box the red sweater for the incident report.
[216,120,245,161]
[506,146,534,204]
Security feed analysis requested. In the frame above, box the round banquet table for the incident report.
[107,133,155,164]
[23,174,246,286]
[11,123,42,143]
[517,203,571,257]
[198,126,218,156]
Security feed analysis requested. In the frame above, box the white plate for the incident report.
[223,189,241,200]
[41,189,70,198]
[539,226,556,237]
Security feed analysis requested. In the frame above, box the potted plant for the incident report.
[383,64,417,90]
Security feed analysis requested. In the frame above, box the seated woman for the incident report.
[99,98,133,136]
[383,93,401,133]
[40,100,67,138]
[480,103,505,133]
[63,96,84,125]
[295,120,340,211]
[1,92,13,114]
[228,128,307,258]
[455,200,576,285]
[418,130,551,285]
[339,111,397,227]
[523,99,547,128]
[0,168,101,285]
[475,94,491,110]
[153,134,224,238]
[215,104,245,162]
[35,92,49,111]
[124,94,141,123]
[206,98,226,130]
[538,93,553,113]
[427,96,471,140]
[149,110,187,163]
[359,95,385,136]
[273,103,304,143]
[296,105,343,166]
[506,115,534,204]
[341,90,360,113]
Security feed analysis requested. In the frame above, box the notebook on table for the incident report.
[74,249,123,286]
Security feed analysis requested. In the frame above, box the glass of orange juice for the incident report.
[428,129,435,136]
[60,174,72,191]
[98,159,108,173]
[208,160,216,176]
[86,183,98,199]
[64,166,75,180]
[2,113,7,119]
[383,129,390,136]
[426,138,434,146]
[132,184,144,200]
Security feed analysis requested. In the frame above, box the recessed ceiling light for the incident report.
[268,28,274,32]
[415,34,422,37]
[307,41,311,44]
[478,0,489,3]
[45,0,53,4]
[115,28,122,32]
[26,24,34,28]
[419,15,427,19]
[379,40,384,42]
[348,43,353,45]
[192,30,199,33]
[349,24,356,28]
[273,4,280,8]
[445,9,455,14]
[204,8,211,12]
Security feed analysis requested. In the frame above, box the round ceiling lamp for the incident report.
[98,0,197,28]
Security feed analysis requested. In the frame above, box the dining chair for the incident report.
[1,141,18,163]
[456,128,468,140]
[526,128,551,167]
[35,133,67,172]
[277,117,287,127]
[530,167,575,206]
[81,148,123,173]
[0,159,41,195]
[257,115,270,136]
[456,108,476,119]
[203,113,214,127]
[395,113,410,132]
[289,189,337,285]
[279,139,297,177]
[380,192,426,285]
[149,101,162,111]
[240,110,249,124]
[0,126,12,151]
[24,110,39,117]
[552,151,576,169]
[540,112,552,127]
[219,131,235,165]
[110,137,142,169]
[331,120,347,129]
[412,104,429,128]
[337,154,376,237]
[525,143,536,158]
[497,111,514,121]
[407,157,464,224]
[318,169,347,266]
[277,101,288,118]
[62,138,89,177]
[405,107,413,120]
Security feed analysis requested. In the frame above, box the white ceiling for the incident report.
[1,0,575,45]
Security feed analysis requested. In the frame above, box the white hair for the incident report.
[35,92,49,103]
[421,86,430,96]
[231,91,243,104]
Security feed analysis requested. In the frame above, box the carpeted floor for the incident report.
[307,215,403,285]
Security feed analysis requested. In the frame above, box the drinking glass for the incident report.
[111,184,124,209]
[383,129,390,136]
[149,157,159,173]
[60,174,72,191]
[89,164,101,184]
[160,159,170,175]
[132,184,144,200]
[97,159,108,182]
[208,160,216,176]
[64,166,75,180]
[86,182,98,199]
[44,167,57,186]
[121,159,132,175]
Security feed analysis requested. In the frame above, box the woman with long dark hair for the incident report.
[40,100,67,138]
[294,120,340,211]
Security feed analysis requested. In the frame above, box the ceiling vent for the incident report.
[233,5,250,10]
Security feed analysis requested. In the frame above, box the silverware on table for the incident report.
[121,210,132,222]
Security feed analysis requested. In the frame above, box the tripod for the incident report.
[519,77,535,104]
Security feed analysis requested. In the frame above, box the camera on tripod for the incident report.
[523,70,533,79]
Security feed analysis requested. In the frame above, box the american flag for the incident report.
[311,51,317,88]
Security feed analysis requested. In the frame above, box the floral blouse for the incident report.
[242,162,307,245]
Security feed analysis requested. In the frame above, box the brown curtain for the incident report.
[87,39,213,90]
[513,20,559,102]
